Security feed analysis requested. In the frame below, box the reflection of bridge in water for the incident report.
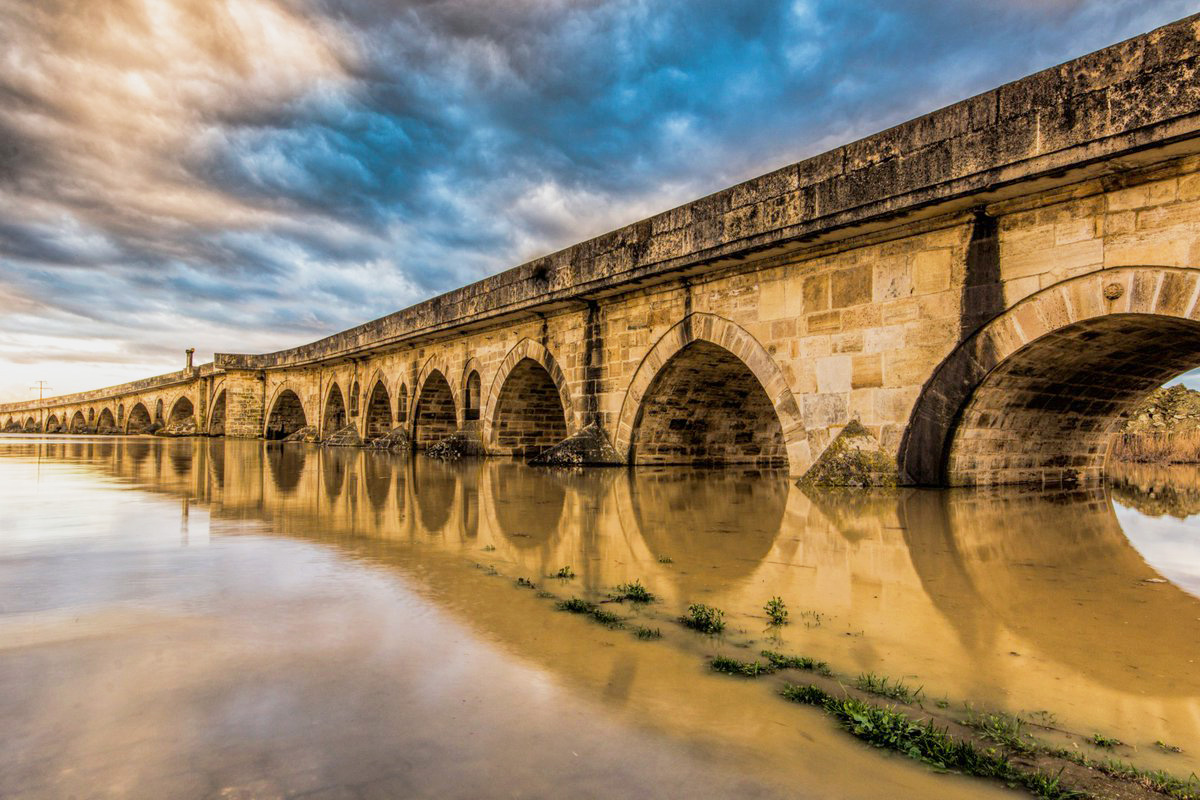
[16,436,1200,763]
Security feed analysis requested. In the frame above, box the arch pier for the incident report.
[3,16,1200,487]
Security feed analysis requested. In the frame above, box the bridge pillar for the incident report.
[222,370,265,439]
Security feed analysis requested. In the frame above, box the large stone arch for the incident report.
[126,402,152,434]
[413,361,458,449]
[361,368,394,439]
[23,416,37,432]
[208,380,227,436]
[69,410,87,433]
[900,266,1200,487]
[614,313,808,472]
[45,413,60,433]
[482,339,573,458]
[96,407,116,433]
[264,384,311,440]
[321,381,348,437]
[168,395,195,427]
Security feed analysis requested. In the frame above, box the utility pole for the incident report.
[29,381,52,401]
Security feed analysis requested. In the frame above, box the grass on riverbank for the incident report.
[1111,430,1200,463]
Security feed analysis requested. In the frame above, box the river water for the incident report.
[1,436,1198,799]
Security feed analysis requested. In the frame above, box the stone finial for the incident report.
[185,348,195,370]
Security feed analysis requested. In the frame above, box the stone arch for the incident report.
[363,376,392,440]
[900,266,1200,487]
[483,339,572,458]
[97,407,116,433]
[69,410,86,433]
[154,398,164,424]
[321,382,347,437]
[349,379,361,418]
[126,402,152,434]
[23,416,37,432]
[209,388,227,435]
[46,413,60,432]
[462,359,482,422]
[265,386,309,440]
[614,313,807,470]
[413,366,457,450]
[117,403,125,426]
[168,396,195,427]
[88,407,95,423]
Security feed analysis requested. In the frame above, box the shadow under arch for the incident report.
[483,339,572,458]
[126,403,152,434]
[265,387,308,440]
[901,266,1200,487]
[413,368,457,450]
[614,313,808,472]
[322,382,348,437]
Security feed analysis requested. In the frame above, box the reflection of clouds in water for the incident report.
[1113,503,1200,598]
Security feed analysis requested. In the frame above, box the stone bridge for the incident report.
[5,14,1200,487]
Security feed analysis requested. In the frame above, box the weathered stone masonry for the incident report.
[6,15,1200,486]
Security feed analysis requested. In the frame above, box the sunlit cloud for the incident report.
[0,0,1196,401]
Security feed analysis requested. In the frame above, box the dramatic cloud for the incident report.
[0,0,1196,400]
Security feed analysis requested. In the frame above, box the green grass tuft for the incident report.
[964,709,1040,755]
[556,597,623,628]
[633,626,662,640]
[554,565,576,579]
[514,577,537,589]
[760,650,831,676]
[657,555,673,564]
[764,596,789,626]
[609,579,655,603]
[710,655,774,677]
[780,684,1085,799]
[1090,732,1122,749]
[855,672,922,703]
[680,603,725,634]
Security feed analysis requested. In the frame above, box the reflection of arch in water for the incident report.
[125,439,151,467]
[266,444,307,494]
[412,456,458,532]
[207,439,226,488]
[169,441,194,476]
[362,451,393,510]
[482,461,567,550]
[616,467,788,594]
[896,486,1200,697]
[322,447,352,501]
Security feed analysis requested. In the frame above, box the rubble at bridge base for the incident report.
[367,427,411,450]
[156,418,198,437]
[282,425,319,443]
[799,420,900,488]
[528,423,622,468]
[425,423,485,461]
[322,425,362,447]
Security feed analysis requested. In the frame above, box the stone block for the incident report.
[816,355,852,393]
[803,273,830,312]
[912,249,953,293]
[831,265,872,308]
[851,353,883,389]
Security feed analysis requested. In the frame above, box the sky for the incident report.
[1,0,1198,402]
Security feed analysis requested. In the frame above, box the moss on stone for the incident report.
[799,421,899,488]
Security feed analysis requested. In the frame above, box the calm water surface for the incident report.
[1,436,1198,799]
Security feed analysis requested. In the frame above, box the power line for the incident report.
[29,381,52,401]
